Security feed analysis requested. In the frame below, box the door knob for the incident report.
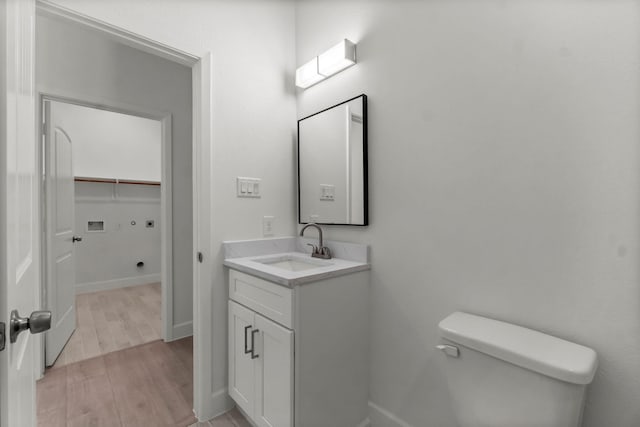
[10,310,51,343]
[72,236,82,242]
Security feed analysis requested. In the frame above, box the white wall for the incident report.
[37,14,194,337]
[74,182,161,292]
[52,101,162,182]
[43,0,298,417]
[296,1,640,426]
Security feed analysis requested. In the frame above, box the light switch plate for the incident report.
[237,177,261,198]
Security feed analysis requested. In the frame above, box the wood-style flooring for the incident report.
[38,337,251,427]
[38,283,250,426]
[55,283,162,367]
[38,337,195,426]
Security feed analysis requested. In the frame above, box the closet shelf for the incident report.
[74,176,161,186]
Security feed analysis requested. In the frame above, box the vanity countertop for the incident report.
[223,252,370,287]
[222,237,370,287]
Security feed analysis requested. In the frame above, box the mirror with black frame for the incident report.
[298,94,368,226]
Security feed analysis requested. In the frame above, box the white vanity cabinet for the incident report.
[229,300,293,427]
[227,267,369,427]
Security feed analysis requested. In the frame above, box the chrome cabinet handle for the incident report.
[251,329,259,359]
[244,325,252,354]
[72,236,82,242]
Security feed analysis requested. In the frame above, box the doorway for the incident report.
[0,2,218,424]
[36,99,197,426]
[34,7,199,422]
[41,98,169,367]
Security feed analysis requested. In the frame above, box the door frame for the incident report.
[34,0,219,421]
[39,93,173,358]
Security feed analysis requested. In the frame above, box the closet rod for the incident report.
[74,177,161,186]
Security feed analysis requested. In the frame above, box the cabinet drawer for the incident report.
[229,269,293,328]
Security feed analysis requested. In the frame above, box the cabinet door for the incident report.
[229,301,256,416]
[254,313,294,427]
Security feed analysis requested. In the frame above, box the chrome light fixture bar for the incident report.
[295,39,356,89]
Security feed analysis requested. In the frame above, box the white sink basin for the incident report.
[255,254,332,272]
[223,238,370,286]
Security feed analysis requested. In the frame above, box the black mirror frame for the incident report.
[297,94,368,226]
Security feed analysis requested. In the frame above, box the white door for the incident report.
[254,313,293,427]
[0,0,40,426]
[228,301,256,416]
[43,101,77,366]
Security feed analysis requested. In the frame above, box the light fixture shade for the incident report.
[318,39,356,76]
[295,57,324,88]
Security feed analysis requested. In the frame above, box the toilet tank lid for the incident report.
[438,312,598,385]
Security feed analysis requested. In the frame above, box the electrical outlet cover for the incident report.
[262,216,274,236]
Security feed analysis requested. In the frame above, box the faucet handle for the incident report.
[320,246,332,258]
[307,243,319,254]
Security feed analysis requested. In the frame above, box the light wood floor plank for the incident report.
[39,283,251,427]
[66,372,120,427]
[107,351,174,425]
[36,365,67,416]
[38,338,200,427]
[55,283,161,367]
[37,407,67,427]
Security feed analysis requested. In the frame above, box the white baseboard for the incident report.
[75,273,161,294]
[208,397,369,427]
[368,401,414,427]
[197,388,234,422]
[170,320,193,340]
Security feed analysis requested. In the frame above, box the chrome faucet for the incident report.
[300,223,332,259]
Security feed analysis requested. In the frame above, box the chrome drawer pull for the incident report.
[244,325,252,354]
[251,329,260,359]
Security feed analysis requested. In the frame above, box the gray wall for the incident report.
[296,1,640,426]
[52,100,163,182]
[37,14,194,336]
[74,182,161,292]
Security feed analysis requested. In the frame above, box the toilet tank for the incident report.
[437,312,598,427]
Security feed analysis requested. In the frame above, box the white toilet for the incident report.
[437,312,598,427]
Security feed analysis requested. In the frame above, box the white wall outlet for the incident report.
[262,216,275,236]
[320,184,335,201]
[237,177,261,198]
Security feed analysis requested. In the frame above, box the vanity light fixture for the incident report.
[295,57,324,89]
[295,39,357,89]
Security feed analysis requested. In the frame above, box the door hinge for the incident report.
[0,322,5,352]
